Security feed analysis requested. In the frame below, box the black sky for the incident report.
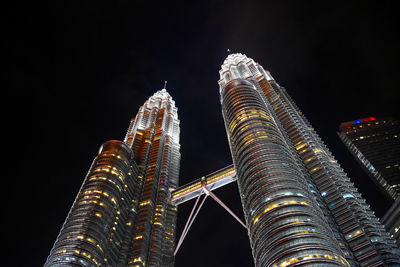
[5,1,400,266]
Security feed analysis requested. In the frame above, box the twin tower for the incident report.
[46,54,400,266]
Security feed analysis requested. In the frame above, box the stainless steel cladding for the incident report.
[45,140,140,266]
[125,89,181,267]
[221,79,347,267]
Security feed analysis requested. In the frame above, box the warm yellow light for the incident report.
[296,143,306,150]
[133,257,142,262]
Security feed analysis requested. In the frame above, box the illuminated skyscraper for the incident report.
[338,117,400,200]
[45,88,180,267]
[124,88,180,267]
[338,117,400,247]
[217,53,400,266]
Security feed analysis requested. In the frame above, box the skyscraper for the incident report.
[45,89,180,267]
[338,117,400,200]
[124,89,180,267]
[217,53,400,266]
[338,117,400,247]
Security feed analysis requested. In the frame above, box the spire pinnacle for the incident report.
[163,81,167,90]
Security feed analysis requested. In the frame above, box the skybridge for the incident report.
[170,164,247,255]
[170,164,237,205]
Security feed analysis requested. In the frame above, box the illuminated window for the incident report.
[342,193,354,199]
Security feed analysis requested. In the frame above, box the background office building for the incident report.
[338,117,400,247]
[338,117,400,200]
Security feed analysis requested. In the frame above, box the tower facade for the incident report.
[218,53,400,266]
[124,88,181,266]
[45,89,180,267]
[45,140,140,266]
[338,117,400,200]
[381,197,400,247]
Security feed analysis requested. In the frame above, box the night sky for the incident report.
[5,1,400,266]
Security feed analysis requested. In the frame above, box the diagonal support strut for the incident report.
[202,186,247,229]
[174,188,208,256]
[174,184,248,256]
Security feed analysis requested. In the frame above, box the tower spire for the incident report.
[163,80,167,90]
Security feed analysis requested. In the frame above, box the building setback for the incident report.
[45,89,180,267]
[218,53,400,266]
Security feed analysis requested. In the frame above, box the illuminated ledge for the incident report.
[171,164,237,206]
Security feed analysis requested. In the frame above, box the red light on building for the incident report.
[362,117,376,122]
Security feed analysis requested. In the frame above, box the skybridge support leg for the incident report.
[173,185,247,256]
[174,189,208,256]
[202,186,247,229]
